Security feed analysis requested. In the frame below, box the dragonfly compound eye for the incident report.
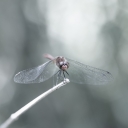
[59,61,63,65]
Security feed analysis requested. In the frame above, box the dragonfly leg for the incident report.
[58,70,64,80]
[63,71,65,78]
[63,71,67,83]
[56,70,61,85]
[58,70,66,83]
[54,70,67,85]
[53,70,60,86]
[54,70,61,76]
[65,70,69,76]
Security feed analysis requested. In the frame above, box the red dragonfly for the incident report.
[14,54,113,85]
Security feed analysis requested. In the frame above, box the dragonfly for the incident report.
[14,54,113,85]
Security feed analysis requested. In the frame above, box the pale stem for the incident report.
[0,79,70,128]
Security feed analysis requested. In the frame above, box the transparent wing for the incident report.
[66,58,113,85]
[14,60,59,84]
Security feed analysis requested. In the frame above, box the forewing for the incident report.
[14,60,59,84]
[66,58,113,85]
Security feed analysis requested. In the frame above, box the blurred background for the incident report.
[0,0,127,128]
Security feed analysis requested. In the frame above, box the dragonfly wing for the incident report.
[66,58,113,85]
[14,60,59,84]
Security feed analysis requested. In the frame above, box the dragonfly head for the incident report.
[56,57,69,70]
[60,64,68,70]
[59,61,69,70]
